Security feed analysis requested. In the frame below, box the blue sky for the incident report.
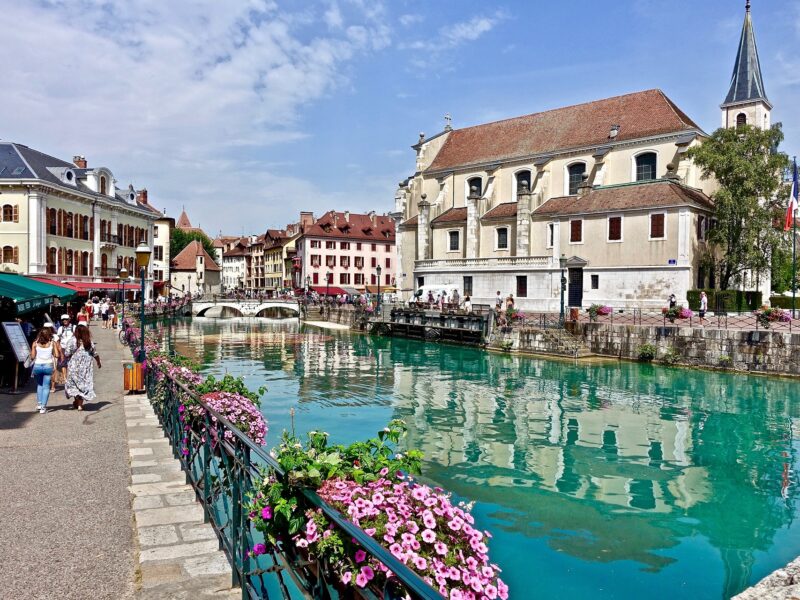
[1,0,797,235]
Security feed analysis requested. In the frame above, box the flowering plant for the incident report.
[200,391,268,446]
[754,305,791,328]
[587,304,612,321]
[662,305,692,322]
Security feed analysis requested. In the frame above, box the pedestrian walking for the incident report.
[668,293,677,309]
[464,294,472,313]
[100,299,110,329]
[30,327,61,414]
[699,291,708,326]
[109,302,117,329]
[64,324,101,411]
[495,291,503,308]
[76,306,89,325]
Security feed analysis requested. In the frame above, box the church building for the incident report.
[394,1,772,310]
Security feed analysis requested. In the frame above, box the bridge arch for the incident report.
[196,304,245,318]
[255,305,300,318]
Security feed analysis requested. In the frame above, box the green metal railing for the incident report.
[145,366,443,600]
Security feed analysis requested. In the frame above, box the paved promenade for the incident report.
[0,325,236,599]
[0,325,136,599]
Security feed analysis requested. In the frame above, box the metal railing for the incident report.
[143,364,442,600]
[100,233,120,244]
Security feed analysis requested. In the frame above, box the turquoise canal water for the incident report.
[166,317,800,600]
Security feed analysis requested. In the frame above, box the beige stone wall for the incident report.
[0,189,30,272]
[479,220,516,258]
[431,225,466,258]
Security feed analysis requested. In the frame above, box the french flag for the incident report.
[787,159,799,231]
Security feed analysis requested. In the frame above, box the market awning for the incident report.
[310,285,347,296]
[365,285,397,293]
[67,281,139,291]
[0,273,75,315]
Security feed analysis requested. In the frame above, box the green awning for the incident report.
[0,273,75,315]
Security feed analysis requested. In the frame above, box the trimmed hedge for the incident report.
[769,296,799,310]
[686,289,762,312]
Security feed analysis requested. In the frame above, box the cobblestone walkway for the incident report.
[125,395,238,599]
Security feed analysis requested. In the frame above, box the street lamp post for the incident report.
[326,270,331,299]
[376,265,382,312]
[136,242,152,363]
[305,275,311,297]
[119,267,129,324]
[559,254,568,327]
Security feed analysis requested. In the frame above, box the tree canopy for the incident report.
[170,228,218,265]
[687,124,789,290]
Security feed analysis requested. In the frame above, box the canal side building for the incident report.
[295,210,397,295]
[170,239,221,296]
[395,3,772,310]
[0,143,161,294]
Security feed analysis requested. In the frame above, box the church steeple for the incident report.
[721,1,771,129]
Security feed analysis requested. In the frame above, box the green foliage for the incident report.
[637,343,657,362]
[170,228,218,265]
[769,296,799,310]
[660,347,681,365]
[718,354,733,368]
[499,340,513,351]
[771,243,799,294]
[195,373,265,407]
[687,289,762,312]
[687,125,789,289]
[246,420,423,544]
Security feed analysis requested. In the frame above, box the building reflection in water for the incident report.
[164,318,800,598]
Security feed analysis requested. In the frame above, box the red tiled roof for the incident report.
[431,207,467,225]
[171,240,221,271]
[223,247,247,257]
[400,215,418,228]
[482,203,518,220]
[176,210,192,228]
[532,180,714,218]
[427,90,701,173]
[303,211,395,242]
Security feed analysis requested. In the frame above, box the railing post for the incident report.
[231,442,242,588]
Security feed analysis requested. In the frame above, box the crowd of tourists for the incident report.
[21,296,113,414]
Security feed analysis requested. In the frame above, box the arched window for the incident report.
[100,175,107,195]
[81,251,89,276]
[82,216,90,240]
[466,176,483,198]
[48,248,57,273]
[635,152,657,182]
[736,113,747,128]
[2,204,13,221]
[49,208,57,234]
[515,170,531,193]
[2,246,14,263]
[567,163,586,195]
[66,213,74,238]
[66,249,74,275]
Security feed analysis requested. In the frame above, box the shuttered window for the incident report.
[650,213,666,239]
[570,219,583,243]
[608,216,622,241]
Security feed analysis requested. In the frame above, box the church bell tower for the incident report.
[721,0,771,130]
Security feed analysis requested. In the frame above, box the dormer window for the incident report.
[466,176,482,198]
[64,170,75,184]
[635,152,657,182]
[567,163,586,195]
[100,175,107,195]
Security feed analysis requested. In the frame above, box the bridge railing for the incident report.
[145,366,443,600]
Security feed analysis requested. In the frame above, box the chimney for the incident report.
[368,210,376,225]
[344,210,350,222]
[136,188,148,204]
[73,155,87,168]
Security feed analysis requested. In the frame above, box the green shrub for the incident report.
[770,296,799,310]
[499,340,514,351]
[718,354,733,368]
[687,289,762,312]
[637,343,657,362]
[660,347,681,365]
[195,374,266,407]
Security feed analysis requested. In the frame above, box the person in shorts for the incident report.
[100,299,110,329]
[699,291,708,326]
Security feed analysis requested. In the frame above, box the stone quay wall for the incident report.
[569,322,800,376]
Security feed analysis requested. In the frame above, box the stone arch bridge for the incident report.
[190,299,301,318]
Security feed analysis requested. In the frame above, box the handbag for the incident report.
[23,354,34,369]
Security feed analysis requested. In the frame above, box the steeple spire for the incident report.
[722,1,770,108]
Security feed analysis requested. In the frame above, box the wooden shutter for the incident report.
[13,205,19,222]
[570,219,582,243]
[12,246,19,264]
[650,214,665,239]
[608,217,622,241]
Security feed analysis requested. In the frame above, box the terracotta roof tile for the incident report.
[532,180,714,218]
[482,202,518,220]
[431,207,467,225]
[303,211,395,242]
[400,215,418,227]
[427,90,701,173]
[171,240,221,271]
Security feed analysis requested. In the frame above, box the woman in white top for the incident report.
[30,327,62,414]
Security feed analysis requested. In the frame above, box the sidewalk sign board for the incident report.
[2,321,30,393]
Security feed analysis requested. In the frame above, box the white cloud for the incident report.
[399,13,424,27]
[400,10,507,70]
[0,0,392,230]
